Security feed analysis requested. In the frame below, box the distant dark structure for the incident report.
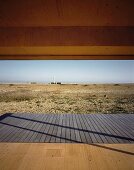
[50,82,61,85]
[57,82,61,85]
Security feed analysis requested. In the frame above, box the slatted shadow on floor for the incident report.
[0,113,134,143]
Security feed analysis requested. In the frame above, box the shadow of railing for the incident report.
[1,113,133,142]
[0,113,134,156]
[90,144,134,156]
[0,120,82,143]
[0,121,134,156]
[0,113,12,121]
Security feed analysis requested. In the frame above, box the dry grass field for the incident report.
[0,84,133,114]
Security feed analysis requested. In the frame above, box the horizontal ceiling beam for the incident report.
[0,56,133,60]
[0,46,134,59]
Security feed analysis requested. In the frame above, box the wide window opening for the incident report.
[0,60,133,115]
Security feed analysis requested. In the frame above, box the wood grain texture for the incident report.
[0,1,133,60]
[0,46,134,59]
[0,143,134,170]
[0,0,134,26]
[0,56,133,60]
[0,27,133,46]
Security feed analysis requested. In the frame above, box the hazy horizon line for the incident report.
[0,82,133,85]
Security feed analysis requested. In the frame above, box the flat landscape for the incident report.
[0,84,134,114]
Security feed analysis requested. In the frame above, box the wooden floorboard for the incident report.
[99,114,129,143]
[0,143,134,170]
[82,114,97,143]
[0,113,134,143]
[75,114,87,143]
[86,114,103,143]
[90,115,109,143]
[102,114,133,143]
[72,114,81,142]
[96,114,123,143]
[40,114,51,142]
[55,114,62,143]
[60,114,66,143]
[111,114,134,135]
[98,114,120,143]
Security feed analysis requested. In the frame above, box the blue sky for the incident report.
[0,60,133,83]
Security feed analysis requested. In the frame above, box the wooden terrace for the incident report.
[0,113,134,143]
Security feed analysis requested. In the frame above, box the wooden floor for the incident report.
[0,143,134,170]
[0,113,134,143]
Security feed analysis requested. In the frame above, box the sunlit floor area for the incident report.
[0,143,134,170]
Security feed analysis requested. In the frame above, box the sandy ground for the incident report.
[0,84,134,114]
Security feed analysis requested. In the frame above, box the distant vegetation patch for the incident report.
[0,91,35,102]
[9,84,14,86]
[114,84,120,86]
